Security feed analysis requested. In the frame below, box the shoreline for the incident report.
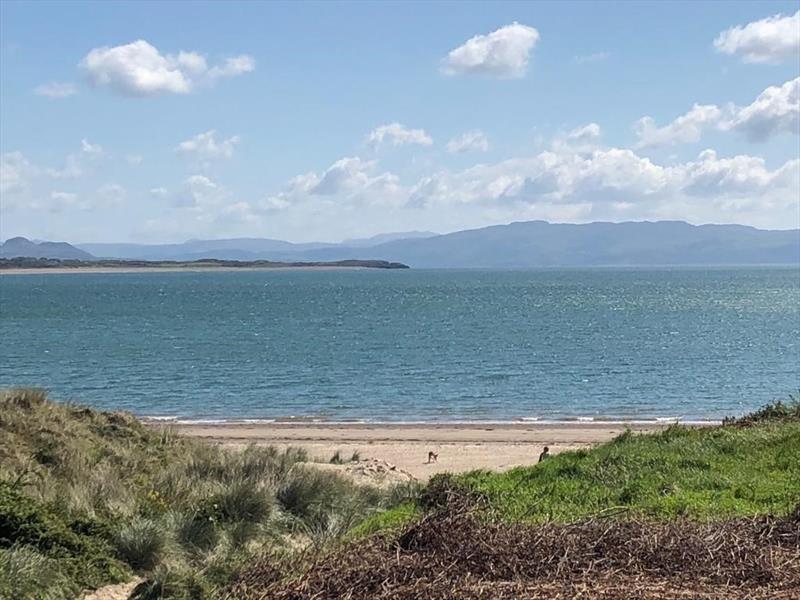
[166,421,691,480]
[0,265,380,275]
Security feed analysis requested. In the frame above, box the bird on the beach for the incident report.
[427,451,438,464]
[538,446,550,463]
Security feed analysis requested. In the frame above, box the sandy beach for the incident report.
[171,422,674,480]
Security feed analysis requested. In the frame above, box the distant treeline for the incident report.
[0,257,410,270]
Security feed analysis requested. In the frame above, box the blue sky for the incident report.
[1,0,798,243]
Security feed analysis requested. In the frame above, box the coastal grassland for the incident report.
[356,396,800,533]
[0,388,408,599]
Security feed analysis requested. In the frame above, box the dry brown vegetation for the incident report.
[227,487,800,600]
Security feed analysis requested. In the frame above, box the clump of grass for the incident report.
[723,393,800,426]
[114,517,165,571]
[276,467,351,521]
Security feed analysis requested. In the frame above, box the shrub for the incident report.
[0,545,77,600]
[0,482,128,590]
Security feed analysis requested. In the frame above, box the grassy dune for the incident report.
[0,389,411,599]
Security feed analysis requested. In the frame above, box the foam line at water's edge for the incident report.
[141,415,722,426]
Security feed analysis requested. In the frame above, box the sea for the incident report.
[1,267,798,423]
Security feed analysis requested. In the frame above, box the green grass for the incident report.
[458,419,800,522]
[0,389,409,599]
[353,398,800,536]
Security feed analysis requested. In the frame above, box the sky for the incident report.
[1,0,799,244]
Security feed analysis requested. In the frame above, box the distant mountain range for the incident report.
[0,237,94,260]
[3,221,798,267]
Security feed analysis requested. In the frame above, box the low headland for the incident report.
[1,388,798,599]
[0,257,410,274]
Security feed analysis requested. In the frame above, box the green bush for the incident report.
[0,481,128,594]
[0,545,77,600]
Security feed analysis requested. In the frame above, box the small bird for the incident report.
[538,446,550,463]
[427,451,438,464]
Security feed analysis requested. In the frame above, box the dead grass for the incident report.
[227,489,800,600]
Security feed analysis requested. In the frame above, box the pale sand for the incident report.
[171,422,674,480]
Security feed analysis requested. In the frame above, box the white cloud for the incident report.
[634,78,799,146]
[367,123,433,148]
[446,130,489,153]
[723,77,800,141]
[574,52,610,65]
[566,123,601,142]
[310,157,375,195]
[635,104,723,148]
[403,144,798,229]
[208,55,256,79]
[0,152,33,194]
[126,155,143,166]
[149,187,168,198]
[180,174,228,207]
[34,82,77,98]
[441,23,540,78]
[714,11,800,63]
[81,40,255,96]
[81,139,104,156]
[176,130,240,161]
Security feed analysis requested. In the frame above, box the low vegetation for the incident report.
[0,388,409,599]
[2,388,798,599]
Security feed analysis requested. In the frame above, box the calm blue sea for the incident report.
[1,268,798,422]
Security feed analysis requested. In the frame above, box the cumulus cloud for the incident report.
[402,143,798,227]
[310,157,375,195]
[446,130,490,153]
[441,23,540,78]
[723,77,800,141]
[714,11,800,63]
[634,78,799,146]
[180,174,228,207]
[367,123,433,148]
[34,82,77,98]
[80,40,254,96]
[566,123,602,142]
[176,130,240,161]
[635,105,723,148]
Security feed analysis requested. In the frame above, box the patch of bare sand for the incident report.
[82,579,141,600]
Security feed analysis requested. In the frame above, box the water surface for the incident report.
[1,268,798,422]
